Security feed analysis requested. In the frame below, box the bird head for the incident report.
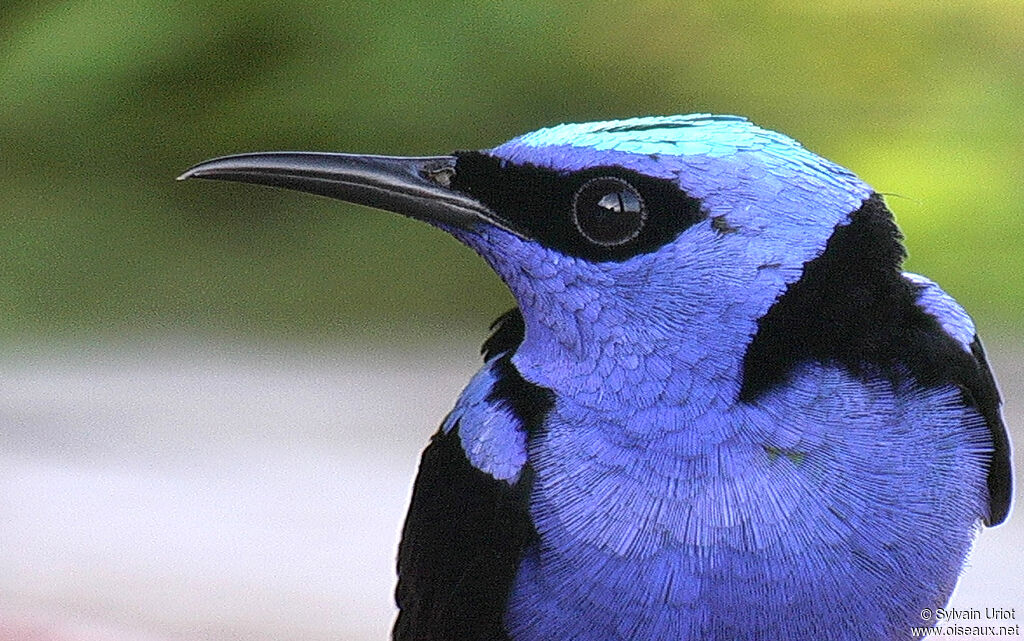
[180,115,878,409]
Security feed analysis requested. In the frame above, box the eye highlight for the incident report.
[571,177,646,246]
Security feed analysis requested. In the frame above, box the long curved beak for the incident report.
[178,152,511,234]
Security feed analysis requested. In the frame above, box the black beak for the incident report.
[178,152,512,234]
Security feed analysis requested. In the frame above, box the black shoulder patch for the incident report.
[482,307,553,436]
[740,193,916,399]
[740,194,1011,524]
[482,308,525,361]
[394,310,553,640]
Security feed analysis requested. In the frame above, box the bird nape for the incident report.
[180,114,1011,641]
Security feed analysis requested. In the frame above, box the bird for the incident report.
[179,114,1011,641]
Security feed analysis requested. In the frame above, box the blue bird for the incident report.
[180,114,1011,641]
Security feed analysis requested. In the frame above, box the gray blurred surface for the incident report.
[1,337,1021,640]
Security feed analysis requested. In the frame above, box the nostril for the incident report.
[422,162,456,188]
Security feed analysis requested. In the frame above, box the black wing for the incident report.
[393,424,534,641]
[966,336,1011,524]
[394,308,545,641]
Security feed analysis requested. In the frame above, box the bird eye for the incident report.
[571,177,646,246]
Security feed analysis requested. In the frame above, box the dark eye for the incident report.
[571,177,646,246]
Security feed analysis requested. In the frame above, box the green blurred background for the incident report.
[2,0,1022,343]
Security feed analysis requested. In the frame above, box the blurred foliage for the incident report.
[1,0,1022,342]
